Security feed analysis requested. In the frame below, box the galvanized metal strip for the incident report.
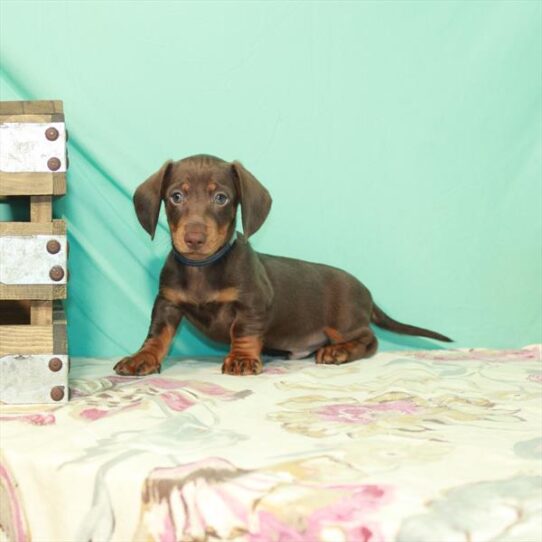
[0,122,66,173]
[0,354,69,404]
[0,234,67,285]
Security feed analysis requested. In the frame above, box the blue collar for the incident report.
[172,233,237,267]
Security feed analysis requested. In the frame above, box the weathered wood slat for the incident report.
[0,172,66,195]
[30,195,52,222]
[0,324,53,355]
[27,198,54,323]
[0,114,64,123]
[53,304,68,354]
[0,220,66,235]
[0,100,63,115]
[31,300,52,325]
[0,304,67,355]
[0,284,66,300]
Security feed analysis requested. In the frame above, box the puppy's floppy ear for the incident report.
[133,160,173,239]
[231,161,272,238]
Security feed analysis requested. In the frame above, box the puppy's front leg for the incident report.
[222,310,265,376]
[114,296,183,376]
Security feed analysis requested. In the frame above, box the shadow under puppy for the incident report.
[115,154,451,376]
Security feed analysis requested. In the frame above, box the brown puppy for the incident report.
[114,154,451,376]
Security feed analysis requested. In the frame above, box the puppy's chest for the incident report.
[161,282,239,307]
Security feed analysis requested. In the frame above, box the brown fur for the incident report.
[114,324,175,375]
[114,154,451,377]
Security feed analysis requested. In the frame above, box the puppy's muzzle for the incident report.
[184,223,207,251]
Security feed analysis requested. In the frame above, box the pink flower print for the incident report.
[145,377,187,390]
[160,391,195,412]
[182,380,230,396]
[250,484,390,542]
[0,461,30,542]
[146,377,249,400]
[316,400,419,424]
[250,511,306,542]
[0,413,56,425]
[79,408,109,421]
[411,345,541,362]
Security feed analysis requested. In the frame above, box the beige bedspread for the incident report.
[1,345,541,541]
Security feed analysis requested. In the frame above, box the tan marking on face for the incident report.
[181,182,190,192]
[208,182,217,192]
[204,219,230,252]
[169,216,230,259]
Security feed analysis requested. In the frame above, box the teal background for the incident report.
[1,1,541,356]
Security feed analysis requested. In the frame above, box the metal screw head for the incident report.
[50,386,65,401]
[46,239,61,254]
[47,157,61,171]
[49,265,65,281]
[49,357,63,372]
[45,127,59,141]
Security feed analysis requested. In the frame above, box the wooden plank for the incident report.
[0,172,66,195]
[31,300,53,325]
[0,284,66,300]
[53,219,65,235]
[0,100,63,115]
[53,304,67,354]
[0,220,66,235]
[0,305,66,354]
[23,101,63,114]
[53,173,67,194]
[0,101,24,115]
[30,196,53,325]
[30,195,52,222]
[0,324,53,355]
[0,114,64,123]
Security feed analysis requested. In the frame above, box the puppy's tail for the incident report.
[371,303,453,342]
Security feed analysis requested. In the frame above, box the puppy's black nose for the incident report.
[184,230,206,250]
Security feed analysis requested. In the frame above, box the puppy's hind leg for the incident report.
[316,326,378,365]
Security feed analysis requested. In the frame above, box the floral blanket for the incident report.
[1,346,541,542]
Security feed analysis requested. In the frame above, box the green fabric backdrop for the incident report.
[1,1,541,357]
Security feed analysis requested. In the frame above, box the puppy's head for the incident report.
[133,154,271,260]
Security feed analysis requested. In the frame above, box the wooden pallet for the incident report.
[0,100,69,404]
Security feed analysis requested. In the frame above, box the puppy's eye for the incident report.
[214,192,229,206]
[170,191,185,204]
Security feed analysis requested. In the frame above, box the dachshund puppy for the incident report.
[114,154,451,376]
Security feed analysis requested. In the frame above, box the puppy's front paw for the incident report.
[114,352,161,376]
[222,355,263,376]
